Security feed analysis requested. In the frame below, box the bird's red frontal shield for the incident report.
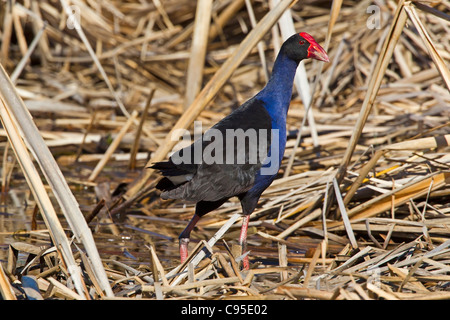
[299,32,330,62]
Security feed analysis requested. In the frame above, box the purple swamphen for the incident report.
[151,33,329,269]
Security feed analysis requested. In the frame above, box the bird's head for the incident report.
[283,32,329,63]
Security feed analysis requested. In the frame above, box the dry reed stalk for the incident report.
[404,3,450,90]
[0,64,113,297]
[335,0,408,186]
[343,153,384,209]
[1,1,13,63]
[46,277,85,300]
[144,276,241,294]
[276,208,322,239]
[129,89,155,170]
[348,172,450,221]
[0,95,87,299]
[0,263,16,300]
[184,0,213,109]
[12,6,28,58]
[384,134,450,151]
[302,242,321,286]
[29,1,50,67]
[245,0,269,82]
[1,142,15,204]
[208,0,246,42]
[59,0,129,118]
[88,110,138,181]
[10,24,46,84]
[333,178,358,249]
[147,244,170,286]
[275,284,335,299]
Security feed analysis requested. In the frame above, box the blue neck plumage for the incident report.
[253,51,299,184]
[256,52,299,127]
[248,52,300,195]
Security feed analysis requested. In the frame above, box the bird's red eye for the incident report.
[299,40,305,45]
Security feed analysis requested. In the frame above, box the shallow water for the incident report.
[1,188,33,264]
[0,186,180,272]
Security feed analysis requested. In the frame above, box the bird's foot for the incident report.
[179,238,190,263]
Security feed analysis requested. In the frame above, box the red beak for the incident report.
[299,32,329,62]
[308,43,330,62]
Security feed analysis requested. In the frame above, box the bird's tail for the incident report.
[150,161,193,175]
[150,161,192,195]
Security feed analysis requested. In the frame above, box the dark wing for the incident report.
[152,97,272,202]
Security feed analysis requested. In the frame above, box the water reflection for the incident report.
[0,187,181,271]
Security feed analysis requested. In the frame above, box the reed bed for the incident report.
[0,0,449,300]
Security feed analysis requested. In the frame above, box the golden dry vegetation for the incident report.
[0,0,449,300]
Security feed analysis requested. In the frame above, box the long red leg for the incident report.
[179,214,201,263]
[239,215,250,270]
